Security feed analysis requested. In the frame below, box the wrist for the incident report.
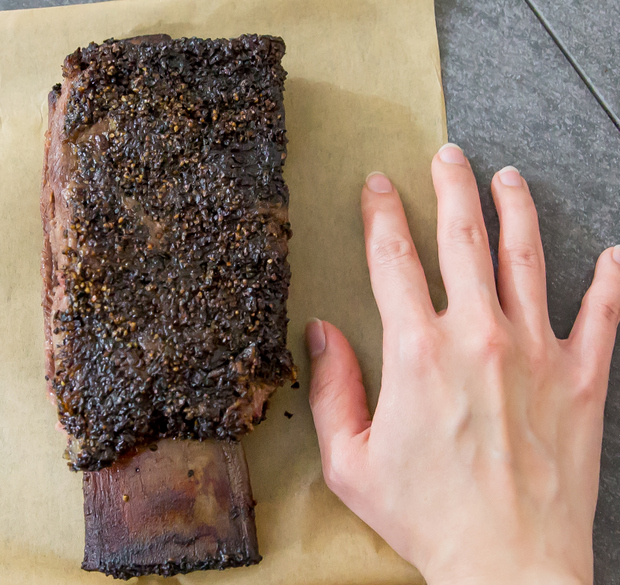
[426,562,591,585]
[430,571,588,585]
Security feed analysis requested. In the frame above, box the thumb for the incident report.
[306,319,371,492]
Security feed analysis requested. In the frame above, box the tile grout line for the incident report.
[524,0,620,133]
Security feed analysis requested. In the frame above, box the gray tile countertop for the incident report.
[1,0,618,582]
[530,0,620,130]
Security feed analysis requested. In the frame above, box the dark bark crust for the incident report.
[40,34,295,471]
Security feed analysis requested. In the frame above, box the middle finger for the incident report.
[431,144,499,313]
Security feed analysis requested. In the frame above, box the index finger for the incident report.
[362,172,435,330]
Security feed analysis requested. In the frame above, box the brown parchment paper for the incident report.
[0,0,447,582]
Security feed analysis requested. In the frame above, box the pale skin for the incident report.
[305,144,620,585]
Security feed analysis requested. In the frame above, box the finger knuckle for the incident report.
[526,341,551,373]
[587,293,620,325]
[400,327,442,363]
[502,242,541,270]
[309,370,340,410]
[471,321,511,359]
[573,381,598,403]
[569,367,607,405]
[444,218,486,247]
[371,236,415,268]
[323,444,354,494]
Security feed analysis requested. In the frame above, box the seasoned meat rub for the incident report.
[40,34,295,472]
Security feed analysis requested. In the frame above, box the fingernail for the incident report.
[438,143,466,164]
[613,245,620,264]
[306,318,326,358]
[365,171,393,193]
[498,165,522,187]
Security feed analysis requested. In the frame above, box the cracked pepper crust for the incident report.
[41,35,296,471]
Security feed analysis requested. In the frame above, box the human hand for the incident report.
[306,144,620,585]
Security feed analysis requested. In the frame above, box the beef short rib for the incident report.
[40,34,295,578]
[40,34,295,472]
